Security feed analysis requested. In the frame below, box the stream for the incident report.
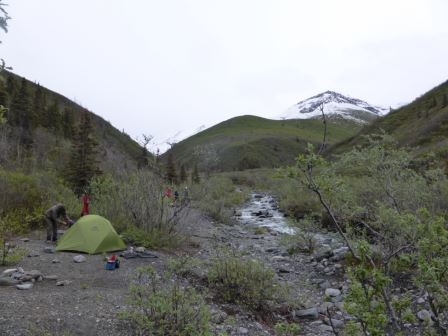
[236,193,294,234]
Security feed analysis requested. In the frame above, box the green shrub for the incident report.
[190,175,248,224]
[0,169,42,215]
[274,322,301,335]
[207,250,286,312]
[0,239,26,266]
[121,266,211,336]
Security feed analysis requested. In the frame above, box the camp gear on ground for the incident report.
[45,204,69,241]
[81,194,90,216]
[67,219,75,228]
[105,255,120,270]
[56,215,126,254]
[120,250,158,259]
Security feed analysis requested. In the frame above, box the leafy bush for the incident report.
[289,134,448,334]
[0,169,42,215]
[121,266,211,336]
[190,175,248,224]
[274,322,301,336]
[207,250,286,312]
[281,217,318,255]
[90,171,191,249]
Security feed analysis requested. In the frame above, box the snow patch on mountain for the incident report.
[157,125,207,153]
[279,91,388,123]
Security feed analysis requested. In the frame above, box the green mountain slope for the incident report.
[329,79,448,157]
[0,71,143,173]
[164,115,362,172]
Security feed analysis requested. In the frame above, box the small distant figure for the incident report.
[164,187,172,198]
[81,193,90,216]
[182,186,190,206]
[45,204,71,242]
[174,190,179,203]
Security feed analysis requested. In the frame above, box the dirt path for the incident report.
[0,193,349,335]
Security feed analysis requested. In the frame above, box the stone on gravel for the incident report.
[417,309,433,324]
[1,268,17,277]
[43,246,55,253]
[319,280,331,290]
[44,275,58,280]
[314,246,333,261]
[16,283,33,290]
[73,255,86,263]
[318,324,334,332]
[26,270,43,279]
[318,302,334,314]
[56,280,70,286]
[20,238,30,242]
[0,277,19,286]
[325,288,341,297]
[52,259,61,263]
[324,318,345,329]
[27,252,39,257]
[238,327,249,334]
[295,307,319,319]
[135,247,145,253]
[416,297,425,304]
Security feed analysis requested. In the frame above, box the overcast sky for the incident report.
[1,0,448,151]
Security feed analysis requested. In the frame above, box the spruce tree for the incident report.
[62,107,74,139]
[165,153,177,185]
[191,164,200,184]
[179,164,187,183]
[0,79,8,108]
[45,100,62,134]
[443,94,448,108]
[33,85,47,128]
[66,111,101,195]
[9,78,33,146]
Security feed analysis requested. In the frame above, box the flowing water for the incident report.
[236,193,295,234]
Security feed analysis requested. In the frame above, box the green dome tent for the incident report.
[56,215,126,254]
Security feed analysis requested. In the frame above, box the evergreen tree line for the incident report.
[164,153,200,185]
[0,75,77,146]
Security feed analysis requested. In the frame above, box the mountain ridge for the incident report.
[279,91,388,123]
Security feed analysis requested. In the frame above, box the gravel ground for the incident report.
[1,198,345,336]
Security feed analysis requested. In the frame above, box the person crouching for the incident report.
[45,204,71,242]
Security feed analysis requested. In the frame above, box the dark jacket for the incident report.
[45,204,68,222]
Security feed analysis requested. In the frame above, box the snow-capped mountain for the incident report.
[157,125,207,153]
[279,91,389,123]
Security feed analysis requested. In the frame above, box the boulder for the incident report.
[135,247,145,253]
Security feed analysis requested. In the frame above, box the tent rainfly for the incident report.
[56,215,126,254]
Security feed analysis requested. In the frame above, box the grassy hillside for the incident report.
[329,79,448,157]
[0,71,143,173]
[164,115,362,172]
